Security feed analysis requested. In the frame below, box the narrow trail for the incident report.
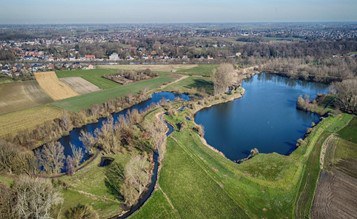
[319,134,336,169]
[159,75,188,90]
[159,186,176,210]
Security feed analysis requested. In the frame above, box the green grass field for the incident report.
[176,64,217,77]
[132,110,352,218]
[59,153,134,218]
[338,117,357,144]
[56,69,119,89]
[52,72,176,111]
[163,76,214,95]
[0,105,63,137]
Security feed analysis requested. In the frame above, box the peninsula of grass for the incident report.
[132,104,352,218]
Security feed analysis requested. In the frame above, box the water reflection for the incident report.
[195,73,329,161]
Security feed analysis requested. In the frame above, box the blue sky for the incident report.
[0,0,356,24]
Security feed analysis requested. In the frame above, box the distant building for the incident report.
[85,54,96,60]
[84,64,95,70]
[109,53,120,61]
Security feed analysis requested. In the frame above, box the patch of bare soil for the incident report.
[60,77,100,94]
[311,168,357,219]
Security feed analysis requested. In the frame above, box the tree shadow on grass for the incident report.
[184,79,214,95]
[104,162,125,201]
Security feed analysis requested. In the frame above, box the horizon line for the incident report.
[0,21,357,26]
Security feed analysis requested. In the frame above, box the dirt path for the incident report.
[319,134,336,169]
[159,75,188,90]
[158,186,176,210]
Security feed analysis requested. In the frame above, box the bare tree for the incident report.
[121,155,150,206]
[70,144,83,168]
[79,131,96,154]
[13,176,63,219]
[144,117,167,149]
[95,117,118,153]
[36,142,65,174]
[332,78,357,114]
[212,63,235,95]
[0,185,15,218]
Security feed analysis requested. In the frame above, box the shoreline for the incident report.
[191,88,245,159]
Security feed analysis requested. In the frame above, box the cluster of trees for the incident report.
[258,57,357,83]
[4,92,149,150]
[239,40,357,59]
[0,176,63,218]
[332,78,357,114]
[65,204,99,219]
[0,137,83,176]
[296,95,328,116]
[105,155,151,207]
[104,69,158,85]
[0,139,38,175]
[80,109,149,155]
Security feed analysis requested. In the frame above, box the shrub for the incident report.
[65,204,99,219]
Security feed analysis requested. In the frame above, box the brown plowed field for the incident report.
[34,72,78,100]
[312,134,357,219]
[0,81,52,114]
[60,77,100,94]
[312,169,357,219]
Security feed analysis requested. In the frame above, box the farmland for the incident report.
[97,64,198,72]
[312,116,357,218]
[60,77,101,94]
[56,69,119,89]
[34,72,79,100]
[0,105,63,137]
[176,64,217,77]
[0,80,52,114]
[52,71,177,111]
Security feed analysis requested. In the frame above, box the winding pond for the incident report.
[195,73,329,161]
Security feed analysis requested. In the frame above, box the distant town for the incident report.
[1,23,356,79]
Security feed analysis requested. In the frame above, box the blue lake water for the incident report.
[194,73,329,161]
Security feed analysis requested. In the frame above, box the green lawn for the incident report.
[338,117,357,144]
[56,69,119,89]
[163,76,214,95]
[52,72,176,111]
[59,153,133,218]
[176,64,217,77]
[133,110,352,218]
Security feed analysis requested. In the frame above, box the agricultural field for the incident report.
[176,64,217,77]
[0,80,52,114]
[97,64,198,72]
[60,77,101,94]
[0,105,63,137]
[52,72,177,111]
[312,116,357,218]
[34,72,78,100]
[56,69,119,89]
